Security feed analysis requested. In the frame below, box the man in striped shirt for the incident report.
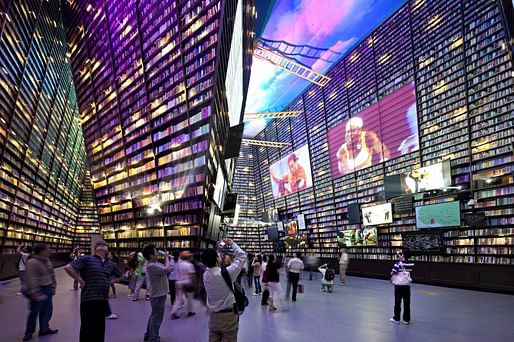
[390,249,415,325]
[64,239,123,342]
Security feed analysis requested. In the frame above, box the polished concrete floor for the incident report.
[1,268,513,342]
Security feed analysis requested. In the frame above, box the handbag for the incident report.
[298,283,304,294]
[221,267,249,315]
[391,264,412,286]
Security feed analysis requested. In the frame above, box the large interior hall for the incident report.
[0,0,513,341]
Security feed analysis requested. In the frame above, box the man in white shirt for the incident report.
[170,251,196,320]
[285,252,304,302]
[201,239,246,342]
[142,245,172,342]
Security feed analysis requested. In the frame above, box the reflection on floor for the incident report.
[1,268,513,342]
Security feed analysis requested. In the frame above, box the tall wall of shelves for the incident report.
[64,0,255,257]
[233,0,514,278]
[0,0,88,255]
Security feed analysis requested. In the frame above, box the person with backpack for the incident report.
[318,264,335,293]
[390,249,415,325]
[16,245,32,295]
[201,238,247,342]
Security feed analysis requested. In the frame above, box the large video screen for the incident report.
[415,201,461,229]
[270,144,313,198]
[337,228,378,247]
[361,203,393,226]
[327,82,418,178]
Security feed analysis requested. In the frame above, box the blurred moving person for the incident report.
[23,243,58,341]
[170,251,196,320]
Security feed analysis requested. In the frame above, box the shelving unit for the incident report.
[232,0,514,273]
[63,0,255,257]
[0,0,88,255]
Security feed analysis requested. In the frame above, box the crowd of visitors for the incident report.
[14,240,414,341]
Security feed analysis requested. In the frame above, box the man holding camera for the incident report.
[201,238,247,342]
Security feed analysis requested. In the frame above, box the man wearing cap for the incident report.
[170,251,196,319]
[64,239,123,342]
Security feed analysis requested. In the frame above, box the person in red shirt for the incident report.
[272,154,308,197]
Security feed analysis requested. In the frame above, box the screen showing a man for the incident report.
[270,145,313,199]
[328,82,419,179]
[336,117,390,175]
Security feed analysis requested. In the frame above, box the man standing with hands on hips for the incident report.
[64,239,123,342]
[201,238,247,342]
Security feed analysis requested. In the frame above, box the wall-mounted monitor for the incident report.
[385,161,452,198]
[337,228,378,247]
[347,202,361,224]
[284,220,299,235]
[415,201,461,228]
[266,227,279,241]
[269,144,313,199]
[361,203,393,226]
[463,212,487,228]
[402,231,444,254]
[328,82,418,178]
[285,234,308,249]
[297,214,306,230]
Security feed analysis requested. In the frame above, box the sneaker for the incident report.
[187,312,196,317]
[132,298,139,302]
[128,293,133,297]
[107,313,118,320]
[38,329,58,336]
[17,292,22,296]
[145,295,151,301]
[109,294,116,298]
[389,318,400,324]
[171,314,180,320]
[22,335,32,341]
[402,321,410,325]
[253,293,260,296]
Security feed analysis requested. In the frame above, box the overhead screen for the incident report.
[327,82,419,178]
[415,201,461,228]
[269,144,313,199]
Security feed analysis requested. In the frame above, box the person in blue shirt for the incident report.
[390,249,415,325]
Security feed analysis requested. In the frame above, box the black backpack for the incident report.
[324,268,335,281]
[221,267,249,315]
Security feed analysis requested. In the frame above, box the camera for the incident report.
[157,250,166,256]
